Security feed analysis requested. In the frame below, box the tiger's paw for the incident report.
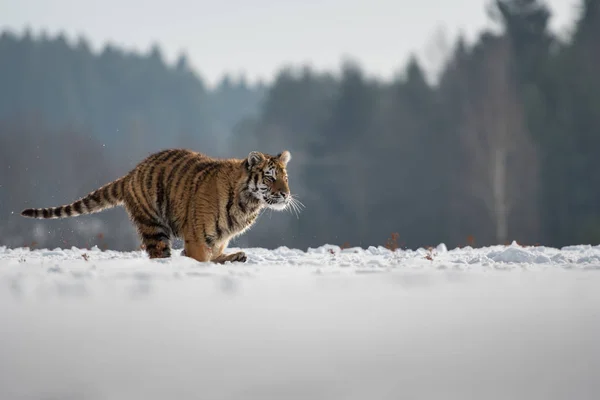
[215,251,247,264]
[228,251,247,263]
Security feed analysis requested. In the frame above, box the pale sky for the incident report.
[0,0,579,87]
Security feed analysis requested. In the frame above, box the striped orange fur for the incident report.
[21,149,294,263]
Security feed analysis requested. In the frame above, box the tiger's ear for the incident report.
[247,151,265,167]
[278,150,291,166]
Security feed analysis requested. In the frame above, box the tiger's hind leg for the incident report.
[131,218,172,259]
[143,232,172,259]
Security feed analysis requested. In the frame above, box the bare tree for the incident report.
[460,36,539,244]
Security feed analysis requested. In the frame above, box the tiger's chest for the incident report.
[225,210,260,239]
[218,197,259,238]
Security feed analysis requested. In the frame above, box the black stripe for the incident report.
[163,152,191,188]
[191,163,220,196]
[145,150,168,164]
[154,149,180,165]
[42,208,50,218]
[140,151,175,212]
[97,188,106,205]
[142,232,170,242]
[134,213,165,230]
[134,174,159,219]
[109,180,119,202]
[82,197,91,211]
[171,156,198,193]
[185,161,218,217]
[238,199,247,214]
[122,175,155,224]
[64,205,72,216]
[226,186,235,230]
[163,153,194,219]
[123,189,137,215]
[175,157,215,223]
[136,169,156,218]
[157,150,185,219]
[191,160,217,182]
[89,192,101,206]
[143,163,156,208]
[107,183,116,203]
[156,166,166,219]
[53,207,63,217]
[117,179,126,201]
[73,201,83,214]
[21,209,36,218]
[100,186,111,204]
[139,150,168,170]
[127,180,156,222]
[213,169,223,239]
[188,163,222,235]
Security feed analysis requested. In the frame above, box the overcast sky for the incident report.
[0,0,579,87]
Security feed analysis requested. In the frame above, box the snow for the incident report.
[1,242,600,400]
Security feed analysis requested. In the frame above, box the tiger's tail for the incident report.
[21,177,127,219]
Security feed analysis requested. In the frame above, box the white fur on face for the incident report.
[257,184,269,201]
[267,201,288,211]
[248,178,269,202]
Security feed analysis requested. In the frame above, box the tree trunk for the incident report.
[492,147,508,243]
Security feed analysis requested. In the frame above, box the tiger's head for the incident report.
[246,150,292,211]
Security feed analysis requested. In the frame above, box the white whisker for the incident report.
[286,194,305,219]
[290,194,305,209]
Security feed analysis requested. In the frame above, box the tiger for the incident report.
[21,149,299,263]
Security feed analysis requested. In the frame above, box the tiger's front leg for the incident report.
[182,238,212,263]
[211,241,247,264]
[181,239,246,264]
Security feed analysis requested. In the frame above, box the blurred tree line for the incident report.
[1,0,599,251]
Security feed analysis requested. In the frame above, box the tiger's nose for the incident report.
[280,192,289,199]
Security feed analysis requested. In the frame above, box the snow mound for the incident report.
[1,241,599,273]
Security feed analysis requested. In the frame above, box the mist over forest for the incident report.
[1,0,599,251]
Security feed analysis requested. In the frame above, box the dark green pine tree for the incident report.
[305,60,378,247]
[370,56,445,248]
[552,0,600,244]
[491,0,552,82]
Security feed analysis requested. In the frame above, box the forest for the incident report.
[0,0,599,251]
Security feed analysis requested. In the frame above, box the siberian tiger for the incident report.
[21,149,300,263]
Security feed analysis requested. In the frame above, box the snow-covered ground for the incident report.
[1,242,600,400]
